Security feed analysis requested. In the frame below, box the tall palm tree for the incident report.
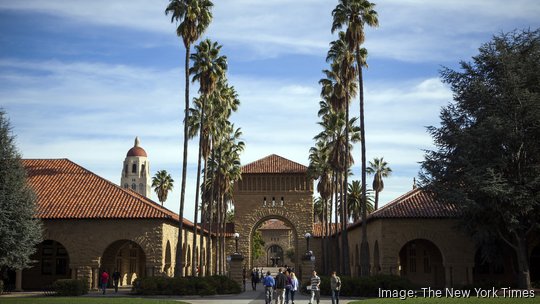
[189,38,227,276]
[367,157,392,210]
[347,180,374,221]
[152,170,175,206]
[332,0,378,277]
[165,0,213,278]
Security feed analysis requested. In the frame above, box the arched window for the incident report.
[131,183,136,190]
[123,184,128,189]
[139,183,144,193]
[132,163,137,173]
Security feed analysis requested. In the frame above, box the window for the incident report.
[409,243,416,273]
[263,197,267,206]
[124,164,128,176]
[280,197,284,206]
[131,184,136,190]
[132,163,137,173]
[141,163,146,175]
[124,184,128,189]
[41,240,69,275]
[423,250,431,273]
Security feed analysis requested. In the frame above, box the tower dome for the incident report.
[126,137,147,157]
[121,136,151,197]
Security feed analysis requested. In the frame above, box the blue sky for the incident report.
[1,0,539,221]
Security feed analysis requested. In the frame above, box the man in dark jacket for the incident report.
[274,268,287,304]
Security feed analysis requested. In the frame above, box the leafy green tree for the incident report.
[151,170,174,205]
[252,230,265,260]
[285,248,295,263]
[0,110,42,281]
[165,0,213,277]
[367,157,392,210]
[420,29,540,289]
[347,180,374,222]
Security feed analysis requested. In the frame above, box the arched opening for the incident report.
[164,241,172,277]
[101,240,146,286]
[266,245,284,267]
[373,241,381,275]
[531,245,540,283]
[399,239,444,288]
[22,240,71,289]
[250,217,298,270]
[473,243,517,286]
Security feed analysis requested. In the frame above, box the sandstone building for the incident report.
[8,147,539,290]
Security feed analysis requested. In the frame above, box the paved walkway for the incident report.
[1,287,359,303]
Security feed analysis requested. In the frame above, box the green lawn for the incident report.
[0,297,189,304]
[348,297,540,304]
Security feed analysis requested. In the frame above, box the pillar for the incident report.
[92,268,99,290]
[228,253,245,289]
[300,253,315,284]
[15,269,22,291]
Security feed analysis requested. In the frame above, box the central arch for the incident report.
[248,214,300,270]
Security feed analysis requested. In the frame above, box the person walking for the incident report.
[112,269,121,293]
[309,270,321,304]
[274,268,287,304]
[100,270,109,295]
[284,271,292,304]
[263,270,275,304]
[252,268,260,290]
[330,271,342,304]
[288,272,299,304]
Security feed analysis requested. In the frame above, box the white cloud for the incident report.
[1,0,538,61]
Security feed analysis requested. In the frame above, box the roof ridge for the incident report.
[368,187,422,218]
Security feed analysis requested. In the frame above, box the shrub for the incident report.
[51,279,88,296]
[133,275,240,296]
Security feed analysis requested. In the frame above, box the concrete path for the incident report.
[2,287,359,303]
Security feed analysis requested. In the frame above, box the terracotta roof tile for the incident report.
[22,159,196,228]
[368,188,460,219]
[242,154,307,174]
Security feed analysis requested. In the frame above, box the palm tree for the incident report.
[332,0,378,277]
[152,170,175,205]
[347,180,374,221]
[165,0,213,278]
[367,157,392,210]
[189,38,227,276]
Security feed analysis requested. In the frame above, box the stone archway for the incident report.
[266,244,285,267]
[101,240,146,286]
[399,239,445,288]
[247,215,300,270]
[22,239,71,289]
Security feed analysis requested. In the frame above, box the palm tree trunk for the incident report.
[191,101,206,276]
[199,159,209,276]
[335,171,341,274]
[374,190,379,211]
[357,48,370,277]
[342,107,351,276]
[174,44,191,278]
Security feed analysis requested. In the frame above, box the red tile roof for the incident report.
[22,159,196,228]
[317,188,461,237]
[368,188,460,219]
[242,154,307,174]
[312,222,341,237]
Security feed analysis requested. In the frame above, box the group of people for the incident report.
[99,269,121,294]
[261,268,299,304]
[261,269,341,304]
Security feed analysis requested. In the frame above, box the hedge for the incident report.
[133,275,241,296]
[51,279,89,296]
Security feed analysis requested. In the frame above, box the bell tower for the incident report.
[121,136,151,197]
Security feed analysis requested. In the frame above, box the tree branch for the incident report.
[497,228,518,250]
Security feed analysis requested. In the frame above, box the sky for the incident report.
[1,0,539,222]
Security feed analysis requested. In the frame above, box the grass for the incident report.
[0,297,190,304]
[348,297,540,304]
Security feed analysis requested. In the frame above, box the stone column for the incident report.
[228,253,245,290]
[15,269,23,291]
[300,253,315,285]
[92,268,99,290]
[444,265,453,288]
